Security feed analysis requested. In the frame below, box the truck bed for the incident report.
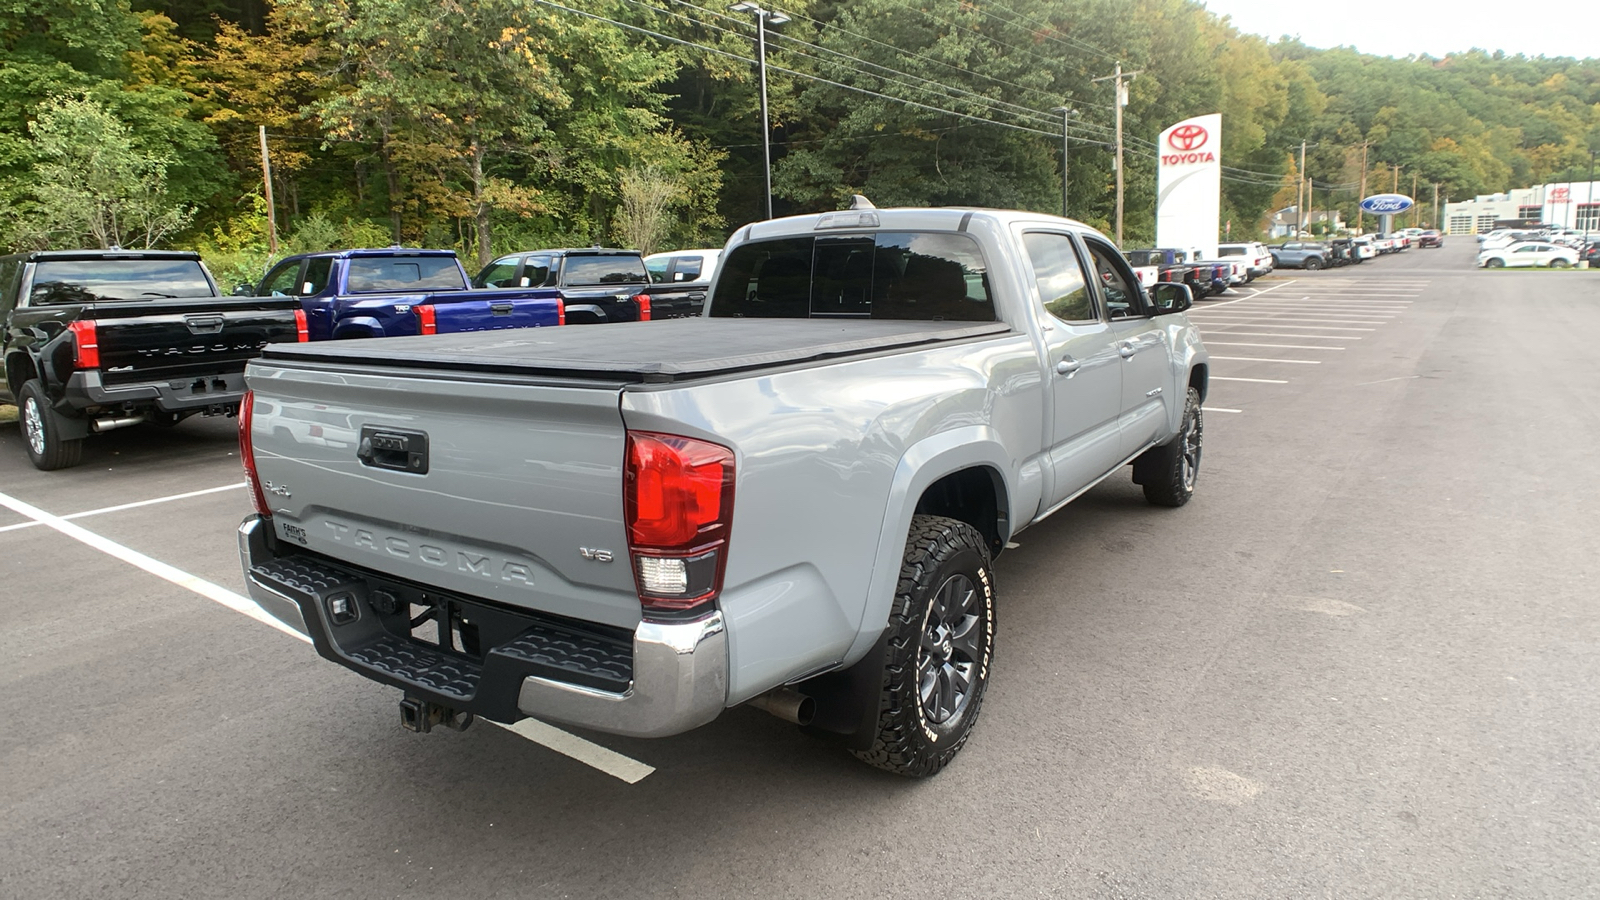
[259,317,1011,383]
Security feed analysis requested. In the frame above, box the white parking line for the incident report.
[1211,376,1288,383]
[1191,319,1378,330]
[0,482,246,534]
[1210,356,1322,364]
[1202,331,1361,339]
[0,487,656,784]
[1204,342,1345,350]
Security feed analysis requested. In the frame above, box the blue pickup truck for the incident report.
[250,248,563,340]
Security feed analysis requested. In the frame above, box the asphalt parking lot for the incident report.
[4,239,1598,898]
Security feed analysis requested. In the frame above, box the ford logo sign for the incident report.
[1360,193,1415,214]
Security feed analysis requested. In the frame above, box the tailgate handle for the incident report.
[357,426,430,474]
[186,315,225,334]
[490,302,514,315]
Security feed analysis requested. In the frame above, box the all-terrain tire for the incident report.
[852,515,996,778]
[1134,387,1202,508]
[18,379,84,471]
[1303,256,1323,270]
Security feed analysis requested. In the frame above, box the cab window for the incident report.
[301,257,332,295]
[475,258,518,288]
[1021,232,1095,323]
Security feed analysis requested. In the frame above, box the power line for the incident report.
[527,0,1067,140]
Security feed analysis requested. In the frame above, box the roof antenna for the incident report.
[849,194,875,210]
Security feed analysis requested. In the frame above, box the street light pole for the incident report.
[730,2,789,220]
[1052,106,1076,218]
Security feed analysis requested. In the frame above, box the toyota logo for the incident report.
[1168,124,1208,151]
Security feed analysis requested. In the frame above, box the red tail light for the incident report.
[69,320,99,369]
[417,305,437,335]
[556,299,566,326]
[634,294,651,322]
[294,309,309,342]
[624,432,734,615]
[239,390,273,518]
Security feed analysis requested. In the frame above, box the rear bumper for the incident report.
[236,516,728,738]
[64,369,245,413]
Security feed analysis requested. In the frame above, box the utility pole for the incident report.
[1432,182,1440,230]
[1093,63,1140,244]
[258,125,278,255]
[1297,140,1307,237]
[1585,151,1596,268]
[1411,171,1419,226]
[1356,141,1370,233]
[1052,106,1076,218]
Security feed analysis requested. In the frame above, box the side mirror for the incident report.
[1151,282,1193,314]
[233,284,254,296]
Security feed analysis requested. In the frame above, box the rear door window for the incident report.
[522,256,555,287]
[301,257,333,295]
[1022,232,1095,323]
[710,232,993,321]
[673,256,704,281]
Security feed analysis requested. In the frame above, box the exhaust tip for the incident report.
[747,688,815,726]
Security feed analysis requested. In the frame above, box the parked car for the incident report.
[1580,242,1600,266]
[236,205,1210,778]
[1478,241,1578,268]
[1326,240,1354,266]
[1350,235,1378,260]
[474,248,704,321]
[1479,231,1542,253]
[1,249,306,469]
[1125,248,1209,298]
[1418,231,1443,248]
[1269,241,1328,270]
[1217,242,1273,280]
[645,248,721,285]
[255,248,562,340]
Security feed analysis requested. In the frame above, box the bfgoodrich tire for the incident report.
[1133,387,1202,507]
[18,379,83,471]
[853,515,995,778]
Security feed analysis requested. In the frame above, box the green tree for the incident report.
[9,95,193,249]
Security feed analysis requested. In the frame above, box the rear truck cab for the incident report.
[642,248,723,319]
[1125,248,1209,298]
[474,248,655,324]
[0,249,305,470]
[254,248,562,341]
[237,204,1208,777]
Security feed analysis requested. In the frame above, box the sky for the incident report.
[1199,1,1600,60]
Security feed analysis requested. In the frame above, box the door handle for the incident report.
[1056,357,1081,376]
[1118,343,1136,359]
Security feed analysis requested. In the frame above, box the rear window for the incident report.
[1217,246,1245,256]
[30,259,214,304]
[562,255,648,286]
[346,256,465,293]
[711,233,993,321]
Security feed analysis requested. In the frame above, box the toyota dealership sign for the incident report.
[1156,113,1222,258]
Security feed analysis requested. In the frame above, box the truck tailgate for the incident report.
[247,365,641,629]
[94,298,300,384]
[429,292,562,334]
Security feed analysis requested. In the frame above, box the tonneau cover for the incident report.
[259,317,1011,383]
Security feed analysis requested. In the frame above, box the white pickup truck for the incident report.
[235,205,1210,777]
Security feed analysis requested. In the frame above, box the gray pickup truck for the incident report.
[235,206,1209,777]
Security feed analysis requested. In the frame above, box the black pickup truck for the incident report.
[0,250,305,470]
[472,247,706,321]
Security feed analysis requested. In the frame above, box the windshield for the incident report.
[562,256,648,286]
[30,258,215,303]
[710,232,994,321]
[346,256,466,293]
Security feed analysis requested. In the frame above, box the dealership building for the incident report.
[1444,182,1600,235]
